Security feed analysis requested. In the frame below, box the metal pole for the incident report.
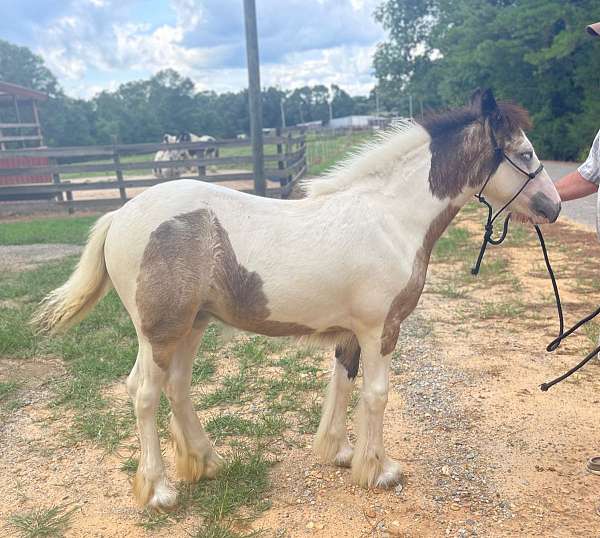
[409,94,413,119]
[280,97,286,128]
[243,0,265,196]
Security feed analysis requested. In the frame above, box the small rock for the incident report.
[306,521,315,529]
[315,523,325,530]
[365,507,377,518]
[441,465,451,476]
[394,483,404,495]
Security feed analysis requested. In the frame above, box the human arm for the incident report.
[554,169,598,201]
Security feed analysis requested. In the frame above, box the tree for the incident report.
[374,0,600,159]
[0,39,60,97]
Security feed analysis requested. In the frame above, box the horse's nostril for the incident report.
[531,193,560,222]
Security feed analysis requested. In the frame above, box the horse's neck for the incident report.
[372,146,469,250]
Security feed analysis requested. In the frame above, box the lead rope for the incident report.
[472,166,600,391]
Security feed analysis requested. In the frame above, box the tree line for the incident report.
[2,0,599,162]
[374,0,600,161]
[0,40,377,147]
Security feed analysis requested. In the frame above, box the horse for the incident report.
[153,134,187,180]
[178,132,219,160]
[33,89,560,511]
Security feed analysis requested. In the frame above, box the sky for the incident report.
[0,0,386,99]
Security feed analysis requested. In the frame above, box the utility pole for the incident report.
[408,94,413,119]
[280,97,286,128]
[375,89,380,116]
[243,0,265,196]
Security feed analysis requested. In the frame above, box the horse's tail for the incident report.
[32,211,116,333]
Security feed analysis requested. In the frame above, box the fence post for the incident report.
[112,136,127,204]
[51,157,64,205]
[286,131,293,185]
[64,181,74,215]
[197,149,206,178]
[276,127,285,188]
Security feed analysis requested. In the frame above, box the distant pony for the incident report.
[153,134,189,180]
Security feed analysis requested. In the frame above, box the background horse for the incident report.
[153,133,188,180]
[33,89,560,510]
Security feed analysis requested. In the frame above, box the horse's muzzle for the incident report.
[531,192,561,223]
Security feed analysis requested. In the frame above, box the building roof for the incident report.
[0,81,48,102]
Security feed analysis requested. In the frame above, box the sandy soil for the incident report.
[3,209,600,537]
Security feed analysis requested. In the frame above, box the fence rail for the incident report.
[0,128,306,213]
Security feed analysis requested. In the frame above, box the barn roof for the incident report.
[0,81,48,102]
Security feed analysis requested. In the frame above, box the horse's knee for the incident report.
[362,385,388,412]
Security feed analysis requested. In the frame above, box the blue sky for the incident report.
[0,0,385,98]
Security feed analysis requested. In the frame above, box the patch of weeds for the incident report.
[505,223,533,246]
[190,521,260,538]
[120,456,138,474]
[192,354,217,384]
[205,414,287,441]
[200,373,248,408]
[433,226,473,263]
[478,301,525,319]
[0,380,22,413]
[0,306,39,358]
[430,283,467,299]
[298,400,322,434]
[0,380,19,401]
[189,450,271,521]
[583,321,600,345]
[71,406,134,452]
[9,504,77,538]
[233,336,283,370]
[136,510,171,531]
[200,324,224,354]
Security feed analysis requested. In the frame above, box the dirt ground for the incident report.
[3,208,600,537]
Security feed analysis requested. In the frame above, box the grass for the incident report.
[0,216,96,246]
[9,504,77,538]
[306,130,373,176]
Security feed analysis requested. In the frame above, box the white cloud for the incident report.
[26,0,385,98]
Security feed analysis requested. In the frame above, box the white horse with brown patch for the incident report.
[34,90,560,510]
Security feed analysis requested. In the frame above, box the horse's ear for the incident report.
[470,88,483,108]
[480,88,498,118]
[471,87,498,118]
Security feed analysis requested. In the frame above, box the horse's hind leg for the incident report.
[314,336,359,467]
[131,338,176,510]
[165,322,223,482]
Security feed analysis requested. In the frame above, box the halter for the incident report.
[471,128,544,275]
[471,125,600,391]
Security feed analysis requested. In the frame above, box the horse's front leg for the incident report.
[351,333,401,488]
[313,336,359,467]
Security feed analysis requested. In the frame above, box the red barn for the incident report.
[0,81,50,185]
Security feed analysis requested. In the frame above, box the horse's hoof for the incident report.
[148,481,177,512]
[204,450,224,479]
[334,444,354,468]
[374,458,402,489]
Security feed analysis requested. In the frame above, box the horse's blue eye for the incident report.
[522,152,532,161]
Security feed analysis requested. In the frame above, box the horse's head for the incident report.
[469,88,561,223]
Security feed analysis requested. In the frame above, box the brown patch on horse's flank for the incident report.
[136,209,313,368]
[380,205,460,355]
[335,335,360,379]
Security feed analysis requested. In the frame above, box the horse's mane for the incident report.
[302,120,429,198]
[302,102,531,199]
[419,101,532,139]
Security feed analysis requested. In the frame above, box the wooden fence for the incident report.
[0,128,306,213]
